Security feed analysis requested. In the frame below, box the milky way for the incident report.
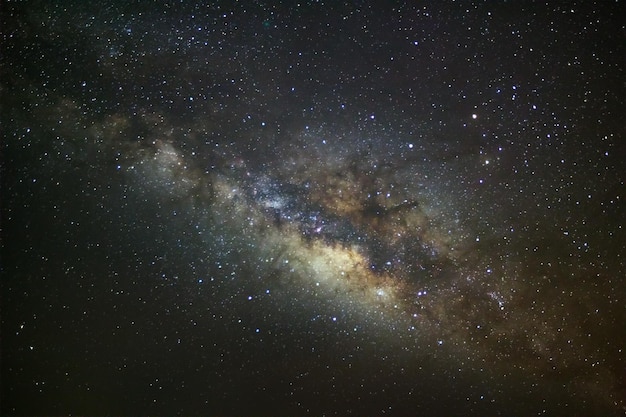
[2,2,625,416]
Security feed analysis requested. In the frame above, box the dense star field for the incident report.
[1,1,624,416]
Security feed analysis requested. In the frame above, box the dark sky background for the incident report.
[1,1,625,416]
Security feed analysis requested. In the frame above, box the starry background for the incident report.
[1,1,625,416]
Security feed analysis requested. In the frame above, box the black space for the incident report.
[1,1,625,416]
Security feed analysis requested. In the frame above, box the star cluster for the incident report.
[1,2,624,416]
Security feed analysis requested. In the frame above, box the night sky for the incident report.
[1,1,625,416]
